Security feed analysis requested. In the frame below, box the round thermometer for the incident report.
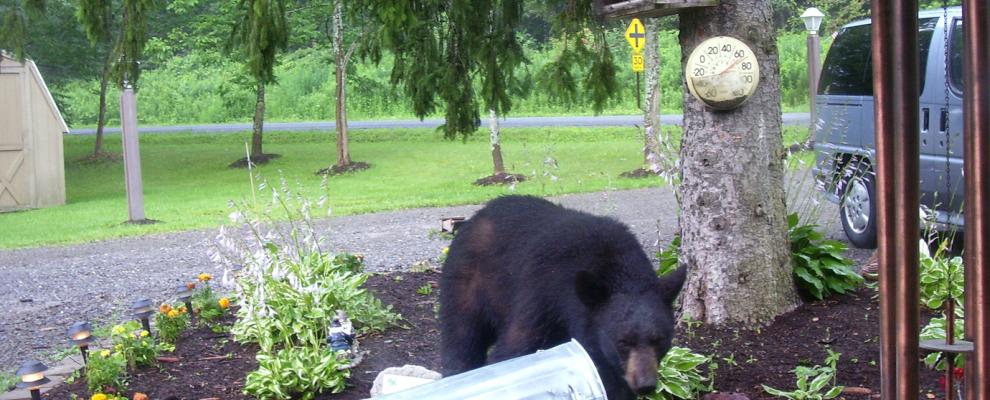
[685,36,760,110]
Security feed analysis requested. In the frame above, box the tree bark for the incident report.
[642,18,661,172]
[677,0,799,325]
[333,0,351,167]
[93,49,113,156]
[489,109,505,175]
[251,81,265,158]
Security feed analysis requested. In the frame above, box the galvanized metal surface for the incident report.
[962,0,990,398]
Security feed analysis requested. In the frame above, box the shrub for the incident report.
[192,273,227,322]
[643,346,712,400]
[86,349,127,393]
[788,213,863,300]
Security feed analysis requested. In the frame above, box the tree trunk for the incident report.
[677,0,800,325]
[642,18,661,172]
[489,109,506,175]
[93,50,113,156]
[251,81,265,158]
[333,0,351,167]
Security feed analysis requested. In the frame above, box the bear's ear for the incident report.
[576,270,611,308]
[658,266,687,306]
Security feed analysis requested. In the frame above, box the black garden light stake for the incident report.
[67,321,94,366]
[15,360,49,400]
[131,298,155,333]
[176,284,194,321]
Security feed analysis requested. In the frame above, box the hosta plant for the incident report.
[762,364,844,400]
[788,213,862,300]
[642,346,711,400]
[244,346,349,399]
[919,239,964,311]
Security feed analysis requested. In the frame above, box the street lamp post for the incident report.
[801,7,825,131]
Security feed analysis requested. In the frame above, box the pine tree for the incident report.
[228,0,288,166]
[0,0,45,61]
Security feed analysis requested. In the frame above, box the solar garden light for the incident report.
[176,284,194,320]
[15,360,49,400]
[131,298,155,333]
[67,321,94,365]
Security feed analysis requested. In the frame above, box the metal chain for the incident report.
[942,2,952,218]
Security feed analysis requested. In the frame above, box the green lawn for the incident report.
[0,125,810,249]
[0,127,670,248]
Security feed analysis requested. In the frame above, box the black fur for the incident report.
[439,195,686,400]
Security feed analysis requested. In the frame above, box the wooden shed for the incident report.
[0,52,68,211]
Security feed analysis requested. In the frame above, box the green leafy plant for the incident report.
[192,273,226,322]
[920,312,966,371]
[244,346,349,399]
[656,235,680,277]
[85,349,127,393]
[154,303,190,344]
[919,239,964,310]
[788,213,863,300]
[643,346,712,400]
[0,371,17,391]
[109,321,161,370]
[212,177,400,398]
[762,364,844,400]
[417,284,433,296]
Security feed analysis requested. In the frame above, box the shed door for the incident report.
[0,70,29,209]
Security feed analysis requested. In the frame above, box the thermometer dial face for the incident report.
[685,36,760,110]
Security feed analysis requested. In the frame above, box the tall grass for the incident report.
[55,31,827,127]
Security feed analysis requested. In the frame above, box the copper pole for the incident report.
[891,0,921,397]
[962,0,990,398]
[870,0,899,397]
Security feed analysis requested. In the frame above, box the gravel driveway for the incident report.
[0,182,870,374]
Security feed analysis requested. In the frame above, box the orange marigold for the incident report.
[178,305,188,314]
[159,303,172,314]
[186,282,196,290]
[133,393,150,400]
[218,297,230,310]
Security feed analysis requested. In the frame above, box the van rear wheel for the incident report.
[839,163,877,249]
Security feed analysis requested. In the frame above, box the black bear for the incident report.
[440,195,686,399]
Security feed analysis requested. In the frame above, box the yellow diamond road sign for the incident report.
[625,18,646,53]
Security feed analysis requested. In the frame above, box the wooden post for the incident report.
[120,86,146,222]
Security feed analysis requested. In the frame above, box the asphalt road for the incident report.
[70,113,811,135]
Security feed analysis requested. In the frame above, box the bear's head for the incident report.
[576,266,687,397]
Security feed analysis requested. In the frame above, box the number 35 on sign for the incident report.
[631,53,644,72]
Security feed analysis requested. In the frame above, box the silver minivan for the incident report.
[813,7,967,248]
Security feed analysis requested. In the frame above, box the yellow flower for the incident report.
[92,394,108,400]
[167,309,180,318]
[178,305,188,314]
[100,350,111,358]
[111,325,126,335]
[442,247,449,255]
[198,273,212,282]
[218,297,230,310]
[140,330,150,337]
[114,344,123,352]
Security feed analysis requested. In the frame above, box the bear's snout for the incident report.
[623,348,659,395]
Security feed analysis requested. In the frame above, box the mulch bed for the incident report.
[472,172,526,186]
[228,154,281,168]
[45,271,949,400]
[620,168,658,179]
[316,162,372,176]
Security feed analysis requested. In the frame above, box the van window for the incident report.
[950,19,963,92]
[818,18,938,96]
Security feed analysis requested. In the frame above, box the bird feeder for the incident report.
[595,0,719,20]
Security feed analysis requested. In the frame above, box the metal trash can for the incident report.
[375,339,607,400]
